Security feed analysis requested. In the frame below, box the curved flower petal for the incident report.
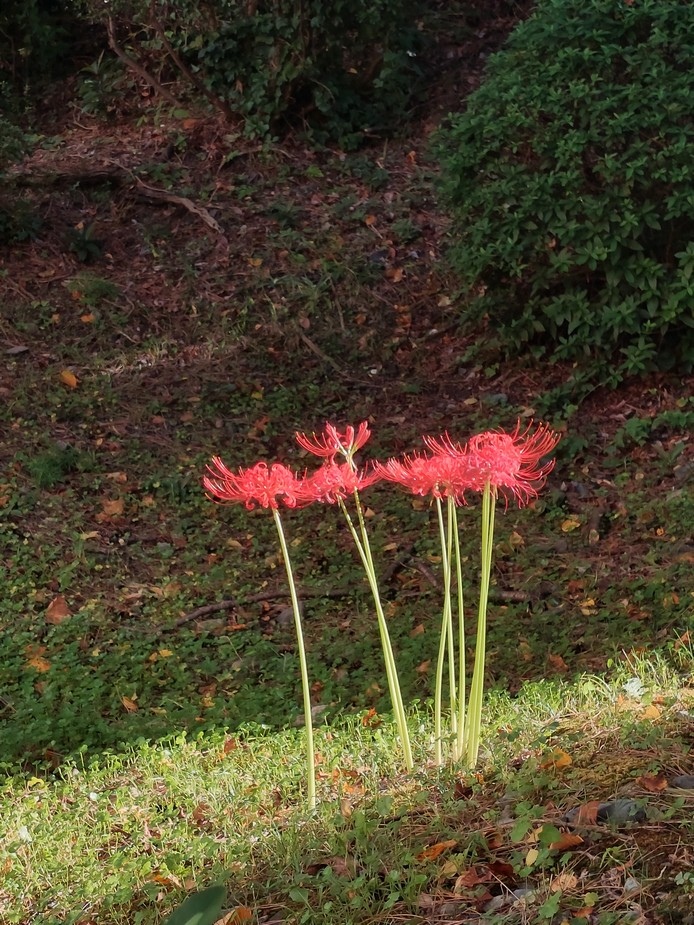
[203,459,303,510]
[376,452,487,504]
[296,421,371,461]
[466,421,560,504]
[395,421,559,506]
[299,461,380,504]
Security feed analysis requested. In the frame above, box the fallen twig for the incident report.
[132,177,224,235]
[172,544,417,631]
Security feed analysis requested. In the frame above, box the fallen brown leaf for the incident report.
[46,594,71,625]
[218,907,254,925]
[549,832,584,851]
[548,653,569,672]
[417,839,457,862]
[59,369,78,389]
[636,771,668,792]
[98,498,124,518]
[550,871,578,892]
[573,800,601,825]
[150,873,183,888]
[487,860,515,880]
[306,856,356,878]
[454,867,492,891]
[361,708,381,728]
[541,749,572,771]
[26,648,51,673]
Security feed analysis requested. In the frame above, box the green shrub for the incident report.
[198,0,421,143]
[86,0,422,145]
[0,83,32,244]
[437,0,694,383]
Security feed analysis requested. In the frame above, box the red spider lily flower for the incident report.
[296,421,371,461]
[203,458,304,510]
[427,421,559,504]
[466,421,559,503]
[376,452,488,504]
[299,461,381,504]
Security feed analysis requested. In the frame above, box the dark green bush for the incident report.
[0,2,88,243]
[88,0,422,145]
[437,0,694,382]
[197,0,421,143]
[0,84,32,244]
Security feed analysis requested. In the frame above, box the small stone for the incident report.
[597,799,648,824]
[670,774,694,789]
[484,392,509,407]
[564,798,648,826]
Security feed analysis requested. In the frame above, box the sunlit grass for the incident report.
[2,651,693,924]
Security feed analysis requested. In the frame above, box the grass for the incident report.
[2,369,691,922]
[2,653,693,924]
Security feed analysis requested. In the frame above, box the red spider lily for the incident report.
[296,421,371,461]
[299,461,381,504]
[203,458,304,510]
[425,421,560,504]
[376,452,488,504]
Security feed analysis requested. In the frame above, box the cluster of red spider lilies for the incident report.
[204,420,558,510]
[204,421,560,810]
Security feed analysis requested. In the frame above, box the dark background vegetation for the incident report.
[0,0,692,767]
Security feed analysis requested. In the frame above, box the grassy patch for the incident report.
[2,656,693,924]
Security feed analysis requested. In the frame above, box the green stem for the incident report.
[339,496,414,772]
[465,483,496,769]
[452,501,466,762]
[433,498,456,765]
[446,497,457,738]
[273,508,316,810]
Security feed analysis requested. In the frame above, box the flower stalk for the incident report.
[272,508,316,809]
[433,496,457,765]
[464,481,496,768]
[339,496,414,772]
[202,458,317,809]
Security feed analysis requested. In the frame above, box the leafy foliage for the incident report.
[0,92,33,244]
[0,0,77,87]
[164,886,226,925]
[0,2,89,242]
[437,0,694,382]
[87,0,422,145]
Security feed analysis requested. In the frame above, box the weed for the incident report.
[22,444,94,489]
[67,222,103,262]
[64,274,120,308]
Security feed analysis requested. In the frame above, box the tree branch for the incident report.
[107,16,182,108]
[148,0,233,120]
